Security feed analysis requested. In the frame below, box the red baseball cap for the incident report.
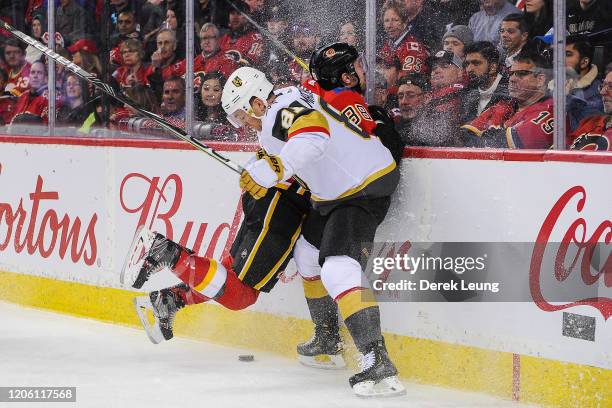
[68,39,98,54]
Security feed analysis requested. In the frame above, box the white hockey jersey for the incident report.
[246,86,397,202]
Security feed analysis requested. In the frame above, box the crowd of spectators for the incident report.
[0,0,610,149]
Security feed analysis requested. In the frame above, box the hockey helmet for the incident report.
[309,42,360,91]
[222,67,274,128]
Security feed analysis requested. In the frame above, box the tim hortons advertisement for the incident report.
[0,142,609,368]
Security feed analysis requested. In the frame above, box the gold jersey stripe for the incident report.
[311,161,397,202]
[238,191,281,280]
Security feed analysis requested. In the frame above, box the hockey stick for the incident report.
[224,0,310,71]
[0,20,244,175]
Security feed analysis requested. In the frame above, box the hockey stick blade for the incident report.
[0,20,243,175]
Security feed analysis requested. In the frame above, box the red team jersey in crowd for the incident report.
[379,33,430,78]
[461,99,517,135]
[568,115,612,151]
[145,59,185,82]
[469,97,554,149]
[301,79,376,134]
[113,65,150,89]
[5,63,32,97]
[10,89,49,124]
[219,31,266,67]
[503,97,554,149]
[174,50,239,87]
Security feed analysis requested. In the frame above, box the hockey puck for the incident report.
[238,354,254,362]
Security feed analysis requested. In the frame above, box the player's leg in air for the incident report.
[121,184,309,344]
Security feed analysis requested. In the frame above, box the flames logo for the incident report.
[324,48,336,58]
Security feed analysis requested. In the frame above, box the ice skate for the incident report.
[134,284,187,344]
[297,325,346,369]
[349,339,405,398]
[121,226,184,289]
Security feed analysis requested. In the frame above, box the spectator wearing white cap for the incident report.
[442,25,474,60]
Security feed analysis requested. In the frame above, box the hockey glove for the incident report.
[240,170,268,200]
[369,105,405,164]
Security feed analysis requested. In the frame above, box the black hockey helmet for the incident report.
[309,42,360,91]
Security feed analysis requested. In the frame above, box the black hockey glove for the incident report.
[369,105,405,164]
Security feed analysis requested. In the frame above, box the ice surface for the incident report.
[0,301,536,408]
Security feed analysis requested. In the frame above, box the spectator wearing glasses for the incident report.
[569,64,612,151]
[396,74,430,141]
[379,0,430,79]
[499,14,530,72]
[565,37,604,131]
[463,48,554,149]
[462,41,511,121]
[468,0,519,44]
[113,39,149,89]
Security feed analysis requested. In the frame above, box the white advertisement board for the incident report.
[0,141,609,369]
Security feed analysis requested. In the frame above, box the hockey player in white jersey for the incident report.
[222,67,404,397]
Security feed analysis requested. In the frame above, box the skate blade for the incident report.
[134,296,165,344]
[121,225,154,288]
[353,376,406,398]
[298,354,346,370]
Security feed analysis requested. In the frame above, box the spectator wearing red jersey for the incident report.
[569,64,612,151]
[146,29,185,98]
[10,60,49,126]
[219,0,267,67]
[113,39,149,90]
[3,39,31,98]
[464,48,554,149]
[0,68,18,125]
[379,0,430,79]
[400,0,444,50]
[425,50,466,145]
[175,23,239,86]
